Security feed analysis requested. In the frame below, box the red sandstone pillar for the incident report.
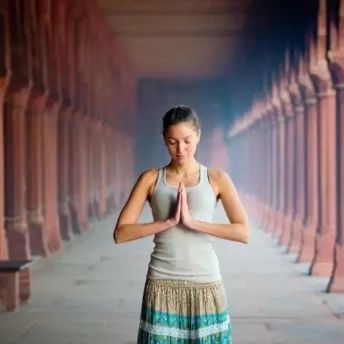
[267,100,281,235]
[297,59,318,263]
[326,1,344,290]
[111,127,118,211]
[0,1,10,259]
[308,1,337,275]
[308,78,336,276]
[258,109,269,228]
[66,4,88,234]
[255,115,264,220]
[69,114,83,234]
[86,119,96,220]
[26,94,48,256]
[288,71,307,254]
[269,82,287,238]
[40,0,64,254]
[57,108,73,240]
[56,1,73,240]
[25,0,50,256]
[44,100,63,253]
[326,83,344,291]
[279,87,296,248]
[260,105,272,230]
[255,115,267,219]
[78,116,89,231]
[257,107,267,228]
[97,121,107,218]
[4,0,33,303]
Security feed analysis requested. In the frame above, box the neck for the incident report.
[168,158,199,175]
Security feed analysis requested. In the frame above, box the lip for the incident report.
[176,155,186,159]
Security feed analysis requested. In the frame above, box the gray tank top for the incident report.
[146,164,222,282]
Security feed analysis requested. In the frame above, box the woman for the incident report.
[114,105,250,343]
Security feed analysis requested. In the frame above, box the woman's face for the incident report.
[164,121,200,164]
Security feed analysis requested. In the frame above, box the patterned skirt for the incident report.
[137,279,232,343]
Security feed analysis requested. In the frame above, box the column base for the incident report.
[81,221,89,232]
[0,228,8,258]
[19,268,32,304]
[107,194,117,215]
[120,190,127,206]
[47,226,63,254]
[59,209,74,241]
[87,199,98,220]
[288,216,304,254]
[297,220,317,264]
[279,213,293,247]
[327,243,344,292]
[94,197,107,220]
[257,205,268,230]
[5,225,31,259]
[5,227,32,307]
[263,207,273,231]
[309,230,336,276]
[70,206,83,235]
[28,221,50,257]
[268,209,279,235]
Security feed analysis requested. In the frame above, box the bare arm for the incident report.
[113,170,178,244]
[188,169,250,244]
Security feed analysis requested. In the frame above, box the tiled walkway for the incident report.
[1,204,344,344]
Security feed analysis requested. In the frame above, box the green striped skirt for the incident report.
[137,279,232,343]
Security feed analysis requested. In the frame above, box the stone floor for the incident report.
[1,204,344,344]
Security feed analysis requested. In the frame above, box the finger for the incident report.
[182,187,187,204]
[177,185,182,203]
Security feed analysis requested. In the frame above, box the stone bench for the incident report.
[0,260,35,312]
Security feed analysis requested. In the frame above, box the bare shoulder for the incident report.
[138,168,159,184]
[207,168,235,196]
[207,168,227,181]
[137,168,160,198]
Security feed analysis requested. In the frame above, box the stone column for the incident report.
[260,104,272,230]
[258,108,269,228]
[308,1,337,275]
[279,88,296,248]
[288,72,307,254]
[25,0,50,256]
[326,0,344,290]
[57,107,73,240]
[57,0,74,240]
[268,82,285,238]
[298,64,318,263]
[268,99,281,235]
[4,0,33,303]
[97,121,107,218]
[0,0,10,259]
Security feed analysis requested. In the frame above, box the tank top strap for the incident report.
[199,164,209,185]
[157,168,164,186]
[151,168,164,197]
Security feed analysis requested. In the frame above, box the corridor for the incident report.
[1,205,343,344]
[1,0,344,343]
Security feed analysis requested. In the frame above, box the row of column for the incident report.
[228,0,344,293]
[0,0,136,301]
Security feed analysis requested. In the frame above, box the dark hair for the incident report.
[162,105,200,135]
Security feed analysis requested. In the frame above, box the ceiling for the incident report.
[96,0,273,79]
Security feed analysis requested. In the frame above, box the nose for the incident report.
[177,142,185,152]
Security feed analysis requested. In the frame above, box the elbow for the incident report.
[113,228,123,244]
[239,224,250,244]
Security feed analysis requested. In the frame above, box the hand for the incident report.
[180,184,192,228]
[170,183,182,226]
